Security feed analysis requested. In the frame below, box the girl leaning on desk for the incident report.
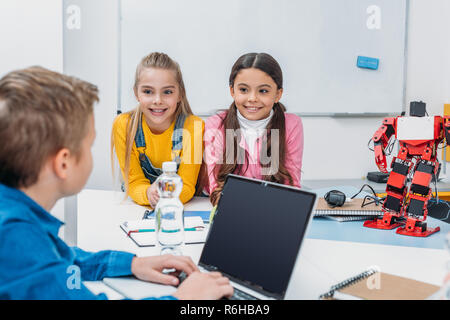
[111,52,205,209]
[203,52,304,207]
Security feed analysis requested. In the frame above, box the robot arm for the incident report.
[372,117,396,173]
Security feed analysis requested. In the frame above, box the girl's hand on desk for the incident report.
[146,184,159,208]
[173,271,234,300]
[131,255,198,286]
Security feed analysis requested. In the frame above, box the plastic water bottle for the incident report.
[154,161,184,255]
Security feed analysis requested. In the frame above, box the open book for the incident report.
[314,198,383,221]
[120,216,207,247]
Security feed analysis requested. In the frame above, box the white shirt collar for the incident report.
[236,108,274,155]
[236,108,274,132]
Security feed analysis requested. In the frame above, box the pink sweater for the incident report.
[203,111,304,195]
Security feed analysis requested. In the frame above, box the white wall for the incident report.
[405,0,450,114]
[62,0,119,192]
[0,0,63,76]
[0,0,65,229]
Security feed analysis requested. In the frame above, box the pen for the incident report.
[127,229,155,235]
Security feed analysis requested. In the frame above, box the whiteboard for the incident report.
[119,0,407,116]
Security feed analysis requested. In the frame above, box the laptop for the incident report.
[103,174,316,300]
[195,174,317,300]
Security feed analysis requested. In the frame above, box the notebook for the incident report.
[197,174,317,300]
[319,215,378,222]
[320,268,440,300]
[143,209,211,222]
[120,216,207,247]
[314,198,383,217]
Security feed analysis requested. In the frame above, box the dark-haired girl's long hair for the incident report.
[210,53,294,206]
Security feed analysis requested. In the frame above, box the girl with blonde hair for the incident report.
[112,52,204,207]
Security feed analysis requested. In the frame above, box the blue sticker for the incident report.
[357,56,379,70]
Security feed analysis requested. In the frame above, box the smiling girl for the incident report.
[112,52,204,207]
[204,53,304,206]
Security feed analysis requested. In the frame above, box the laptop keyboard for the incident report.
[227,287,258,300]
[177,272,258,300]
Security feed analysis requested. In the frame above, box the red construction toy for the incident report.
[365,101,450,237]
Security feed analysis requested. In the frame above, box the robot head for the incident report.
[410,101,426,117]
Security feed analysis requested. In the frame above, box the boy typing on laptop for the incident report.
[0,66,233,300]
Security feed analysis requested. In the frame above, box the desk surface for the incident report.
[77,189,449,300]
[304,184,450,250]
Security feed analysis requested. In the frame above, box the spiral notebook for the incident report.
[319,268,440,300]
[320,215,378,222]
[120,216,207,247]
[314,198,383,218]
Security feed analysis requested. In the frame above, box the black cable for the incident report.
[351,184,378,199]
[351,184,385,208]
[367,136,396,154]
[361,195,385,207]
[433,172,438,202]
[386,136,397,156]
[367,138,374,152]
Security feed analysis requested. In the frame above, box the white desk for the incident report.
[77,189,448,300]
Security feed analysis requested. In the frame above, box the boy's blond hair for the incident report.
[0,66,99,188]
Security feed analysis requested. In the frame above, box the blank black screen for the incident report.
[199,175,316,298]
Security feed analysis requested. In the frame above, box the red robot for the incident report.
[365,101,450,237]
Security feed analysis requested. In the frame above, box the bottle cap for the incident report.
[162,161,177,172]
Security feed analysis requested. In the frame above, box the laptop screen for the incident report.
[199,175,316,299]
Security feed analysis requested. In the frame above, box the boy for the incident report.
[0,66,233,300]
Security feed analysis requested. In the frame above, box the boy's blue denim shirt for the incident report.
[0,183,176,300]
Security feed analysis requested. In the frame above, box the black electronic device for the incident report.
[410,101,426,117]
[367,171,389,183]
[199,174,317,300]
[427,199,450,223]
[324,190,346,208]
[431,162,441,183]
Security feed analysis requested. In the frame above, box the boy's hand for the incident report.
[173,271,234,300]
[131,255,198,286]
[146,184,159,208]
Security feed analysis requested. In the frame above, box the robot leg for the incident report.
[397,160,440,237]
[364,158,410,230]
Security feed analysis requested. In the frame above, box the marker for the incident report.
[128,226,204,235]
[162,227,204,232]
[127,229,155,235]
[184,227,205,231]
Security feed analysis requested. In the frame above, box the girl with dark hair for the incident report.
[204,52,304,206]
